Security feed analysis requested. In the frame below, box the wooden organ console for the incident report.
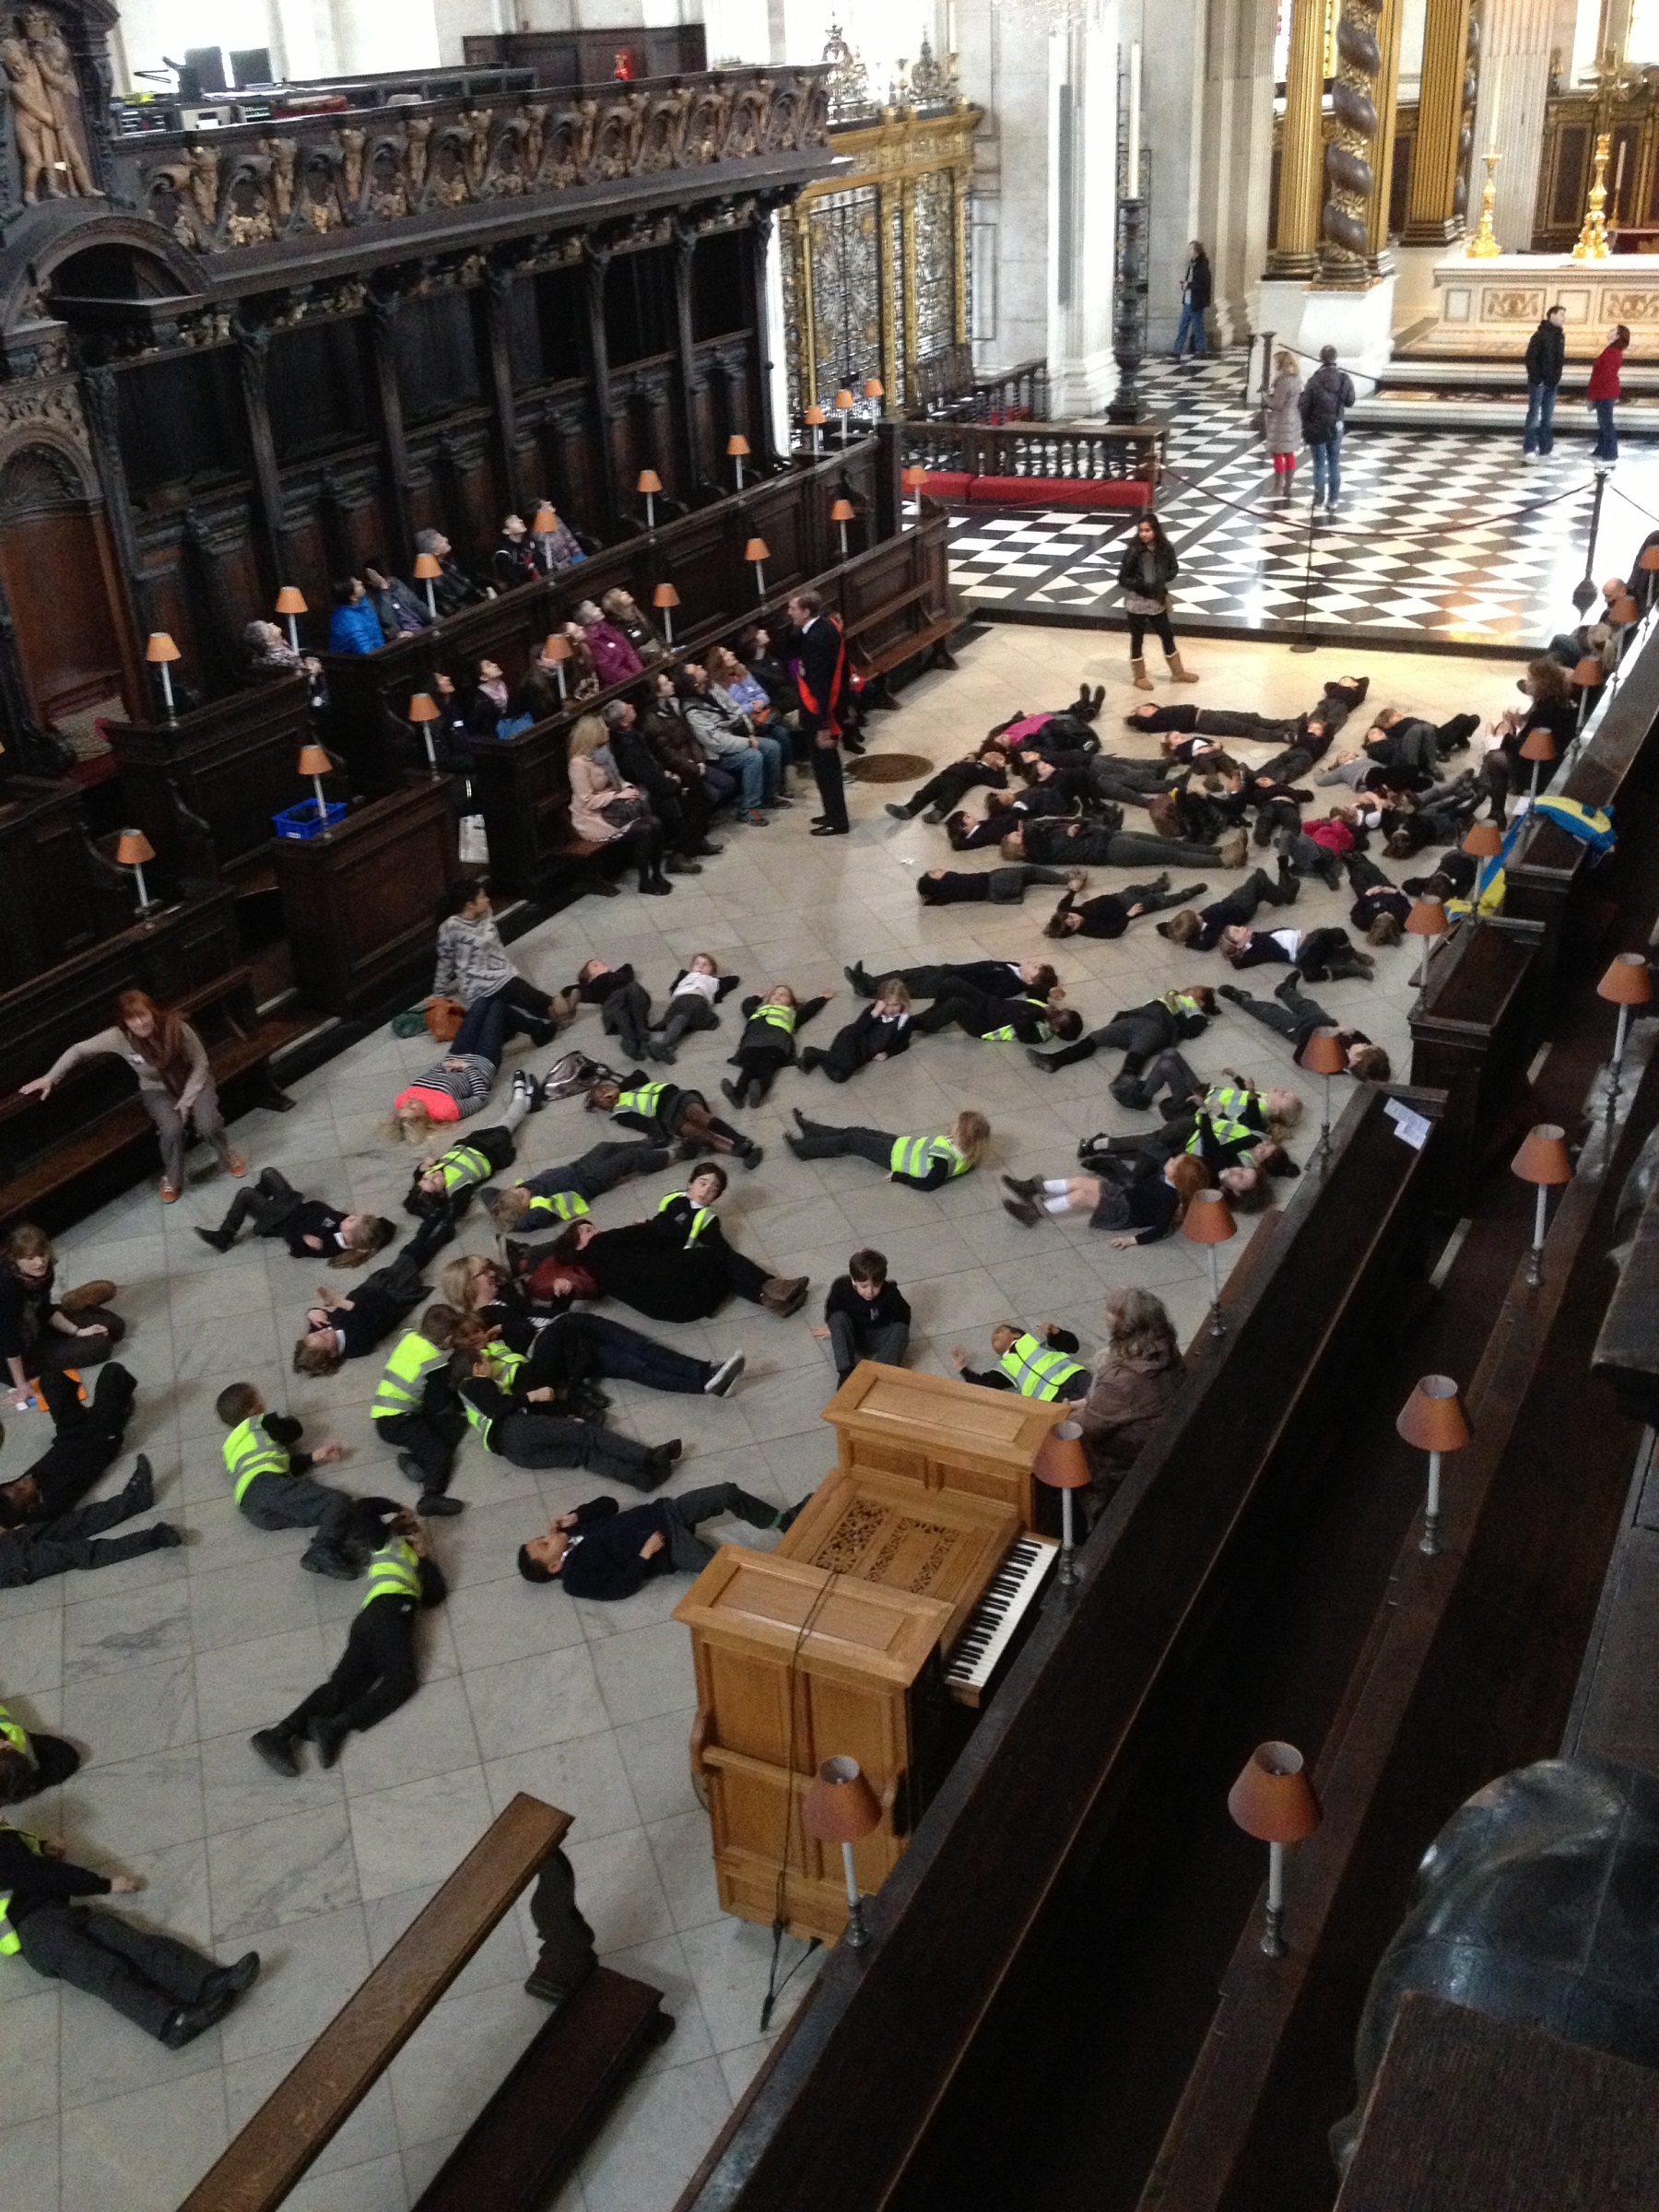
[674,1364,1065,1943]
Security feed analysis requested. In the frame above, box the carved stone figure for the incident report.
[335,126,365,207]
[404,115,432,199]
[2,5,99,201]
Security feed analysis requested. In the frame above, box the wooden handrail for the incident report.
[180,1794,571,2212]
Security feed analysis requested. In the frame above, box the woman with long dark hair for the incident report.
[20,990,245,1204]
[1117,512,1196,691]
[0,1223,125,1410]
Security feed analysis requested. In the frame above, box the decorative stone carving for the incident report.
[821,23,872,124]
[0,374,90,469]
[0,6,98,201]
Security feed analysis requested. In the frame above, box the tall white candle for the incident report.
[1128,42,1141,199]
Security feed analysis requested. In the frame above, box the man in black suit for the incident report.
[777,589,850,836]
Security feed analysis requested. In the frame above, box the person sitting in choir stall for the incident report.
[327,577,386,654]
[800,979,912,1082]
[886,741,1010,823]
[463,656,511,739]
[242,619,324,683]
[722,983,832,1107]
[679,663,789,822]
[524,499,585,573]
[735,625,803,723]
[1042,869,1208,940]
[814,1250,912,1383]
[706,642,771,723]
[1001,1152,1210,1246]
[567,717,674,895]
[612,694,730,858]
[196,1169,394,1262]
[517,1487,806,1600]
[571,600,642,688]
[1077,1289,1186,1500]
[539,1166,808,1321]
[362,561,429,637]
[412,527,485,614]
[490,513,542,592]
[950,1323,1091,1400]
[602,587,665,662]
[917,863,1074,907]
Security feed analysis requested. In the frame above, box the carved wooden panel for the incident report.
[274,778,458,1015]
[0,778,102,991]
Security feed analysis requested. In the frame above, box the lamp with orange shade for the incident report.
[413,550,441,617]
[1512,1122,1571,1287]
[1462,819,1502,860]
[1406,894,1448,988]
[804,403,826,453]
[1034,1419,1090,1586]
[1599,950,1652,1112]
[541,631,571,699]
[1611,594,1640,627]
[636,469,662,528]
[653,580,679,647]
[145,631,181,720]
[1228,1742,1322,1957]
[801,1756,882,1949]
[833,387,854,444]
[115,828,156,914]
[530,504,559,566]
[1397,1373,1470,1557]
[727,432,749,490]
[1182,1185,1237,1337]
[275,585,307,653]
[902,463,927,515]
[406,695,441,770]
[296,740,334,817]
[863,375,884,421]
[744,536,769,598]
[831,496,857,561]
[1519,720,1558,802]
[1299,1024,1347,1165]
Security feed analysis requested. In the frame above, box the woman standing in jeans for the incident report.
[1589,324,1629,464]
[1117,512,1198,691]
[20,990,245,1205]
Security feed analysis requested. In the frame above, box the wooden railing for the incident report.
[908,342,1051,424]
[899,417,1166,485]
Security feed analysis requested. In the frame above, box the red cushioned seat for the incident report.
[918,470,975,500]
[966,475,1152,509]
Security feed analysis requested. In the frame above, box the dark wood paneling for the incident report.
[0,506,138,731]
[0,777,105,989]
[274,777,458,1017]
[104,675,313,880]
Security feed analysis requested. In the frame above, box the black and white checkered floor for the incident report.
[947,357,1659,651]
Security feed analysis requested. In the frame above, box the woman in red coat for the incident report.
[1589,323,1629,464]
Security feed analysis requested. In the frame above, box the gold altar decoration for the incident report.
[1466,150,1500,256]
[1574,130,1612,259]
[780,42,978,421]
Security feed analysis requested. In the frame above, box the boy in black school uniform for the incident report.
[813,1249,912,1386]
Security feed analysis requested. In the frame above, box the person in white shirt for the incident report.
[649,953,742,1063]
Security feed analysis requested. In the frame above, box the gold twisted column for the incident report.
[1316,0,1387,288]
[1268,0,1327,276]
[1365,0,1405,269]
[1404,0,1477,243]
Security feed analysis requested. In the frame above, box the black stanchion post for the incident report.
[1572,466,1609,614]
[1290,498,1318,654]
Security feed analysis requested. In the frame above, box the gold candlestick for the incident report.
[1573,132,1611,261]
[1467,151,1500,257]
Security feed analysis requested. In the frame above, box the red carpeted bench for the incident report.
[915,470,1151,510]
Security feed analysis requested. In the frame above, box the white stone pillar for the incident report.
[1474,0,1557,251]
[1199,0,1277,343]
[1050,9,1119,413]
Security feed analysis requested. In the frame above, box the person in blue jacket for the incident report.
[328,578,386,655]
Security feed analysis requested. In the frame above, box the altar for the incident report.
[1420,251,1659,359]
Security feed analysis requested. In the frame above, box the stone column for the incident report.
[1365,0,1406,267]
[1269,0,1331,275]
[1404,0,1477,242]
[1473,0,1555,253]
[1317,0,1388,287]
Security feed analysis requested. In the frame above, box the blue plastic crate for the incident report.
[273,798,347,841]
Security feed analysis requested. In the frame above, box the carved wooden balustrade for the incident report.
[899,418,1166,484]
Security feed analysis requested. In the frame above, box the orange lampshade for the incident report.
[1512,1123,1571,1186]
[1406,896,1448,939]
[275,585,307,616]
[145,631,181,664]
[833,388,854,412]
[1182,1187,1237,1247]
[532,504,557,534]
[1396,1373,1470,1454]
[1299,1025,1347,1077]
[636,470,662,495]
[1228,1742,1322,1844]
[726,434,750,457]
[1570,656,1604,689]
[1462,820,1503,859]
[1641,544,1659,572]
[296,743,332,775]
[542,632,571,663]
[864,376,884,400]
[114,828,154,866]
[903,465,928,490]
[801,1755,882,1844]
[1610,595,1640,626]
[406,695,440,726]
[653,582,679,609]
[1034,1420,1090,1491]
[1519,726,1558,763]
[1599,950,1653,1006]
[744,537,770,564]
[830,498,857,524]
[413,552,441,580]
[805,405,827,427]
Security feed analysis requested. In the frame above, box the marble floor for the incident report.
[0,625,1524,2212]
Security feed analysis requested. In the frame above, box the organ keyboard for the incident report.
[942,1533,1058,1708]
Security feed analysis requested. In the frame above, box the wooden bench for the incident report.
[847,580,960,707]
[0,963,294,1231]
[180,1793,671,2212]
[908,342,1050,424]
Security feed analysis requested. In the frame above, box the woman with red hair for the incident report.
[20,990,246,1203]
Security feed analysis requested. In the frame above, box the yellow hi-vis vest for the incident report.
[0,1706,28,1759]
[889,1134,971,1181]
[1187,1084,1256,1156]
[656,1191,715,1245]
[522,1190,589,1226]
[984,996,1053,1042]
[750,1001,796,1036]
[998,1330,1087,1399]
[1160,990,1204,1020]
[432,1144,489,1196]
[222,1416,290,1505]
[459,1344,528,1446]
[0,1828,44,1954]
[361,1536,423,1609]
[373,1331,449,1421]
[615,1081,667,1120]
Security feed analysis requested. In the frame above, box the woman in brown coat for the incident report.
[1077,1288,1184,1499]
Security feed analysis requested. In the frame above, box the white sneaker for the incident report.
[1522,451,1541,464]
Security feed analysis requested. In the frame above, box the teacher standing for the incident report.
[777,590,851,837]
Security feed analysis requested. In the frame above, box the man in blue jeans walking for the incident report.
[1522,304,1566,460]
[1299,346,1357,515]
[1172,241,1211,359]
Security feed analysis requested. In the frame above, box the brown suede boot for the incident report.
[759,1275,810,1317]
[1131,656,1154,691]
[1165,649,1199,683]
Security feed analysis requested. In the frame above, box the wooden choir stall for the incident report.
[675,1365,1064,1943]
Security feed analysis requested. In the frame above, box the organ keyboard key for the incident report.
[943,1535,1058,1707]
